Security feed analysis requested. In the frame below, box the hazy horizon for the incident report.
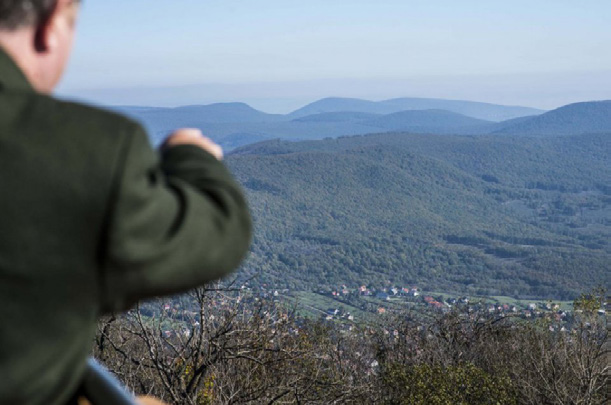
[60,72,610,114]
[58,0,610,114]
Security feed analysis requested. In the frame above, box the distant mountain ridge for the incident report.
[292,111,382,123]
[290,97,545,122]
[110,98,610,150]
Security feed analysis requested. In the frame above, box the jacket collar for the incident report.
[0,46,34,93]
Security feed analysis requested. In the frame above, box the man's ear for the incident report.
[34,1,61,53]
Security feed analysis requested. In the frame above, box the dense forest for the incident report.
[227,132,610,300]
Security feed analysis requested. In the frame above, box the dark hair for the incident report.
[0,0,58,30]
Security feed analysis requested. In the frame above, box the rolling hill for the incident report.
[292,111,382,123]
[362,109,493,133]
[289,97,544,121]
[228,132,610,300]
[494,101,611,135]
[113,99,611,151]
[110,97,546,148]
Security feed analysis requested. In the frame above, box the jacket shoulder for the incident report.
[1,90,146,145]
[44,96,145,140]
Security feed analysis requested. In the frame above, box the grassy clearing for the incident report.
[281,291,373,322]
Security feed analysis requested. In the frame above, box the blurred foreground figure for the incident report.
[0,1,252,403]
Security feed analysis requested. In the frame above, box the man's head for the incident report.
[0,0,80,93]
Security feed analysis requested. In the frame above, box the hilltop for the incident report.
[493,100,611,135]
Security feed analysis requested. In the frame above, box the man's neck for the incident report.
[0,29,42,92]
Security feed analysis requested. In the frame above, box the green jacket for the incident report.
[0,48,252,404]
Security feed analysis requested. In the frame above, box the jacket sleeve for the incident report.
[100,125,252,313]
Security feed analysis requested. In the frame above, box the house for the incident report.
[376,292,390,301]
[377,307,386,315]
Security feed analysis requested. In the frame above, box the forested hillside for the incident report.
[494,101,611,135]
[228,132,610,299]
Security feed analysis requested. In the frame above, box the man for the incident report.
[0,0,252,404]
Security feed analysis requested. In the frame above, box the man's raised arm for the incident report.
[101,126,252,313]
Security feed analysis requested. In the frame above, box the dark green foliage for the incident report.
[382,363,517,405]
[228,132,610,299]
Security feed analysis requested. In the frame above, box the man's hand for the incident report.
[163,128,223,160]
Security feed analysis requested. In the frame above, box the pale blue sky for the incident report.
[59,0,611,112]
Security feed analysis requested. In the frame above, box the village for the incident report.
[147,282,607,341]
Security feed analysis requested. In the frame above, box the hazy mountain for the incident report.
[108,99,611,150]
[288,98,395,117]
[114,103,283,142]
[229,132,610,299]
[362,109,494,134]
[289,97,544,122]
[293,111,382,123]
[380,98,544,122]
[494,101,611,135]
[142,102,281,123]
